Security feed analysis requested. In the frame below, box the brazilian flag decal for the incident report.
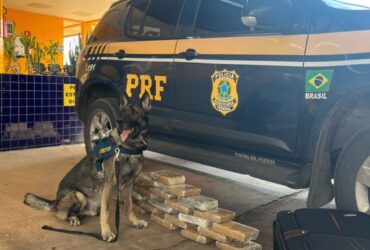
[305,70,334,93]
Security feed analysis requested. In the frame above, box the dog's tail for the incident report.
[24,193,55,212]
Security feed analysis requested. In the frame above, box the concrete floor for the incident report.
[0,145,334,250]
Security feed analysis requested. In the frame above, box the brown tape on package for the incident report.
[216,241,262,250]
[179,213,212,227]
[164,184,201,197]
[149,199,177,214]
[164,199,193,214]
[138,201,161,214]
[164,214,189,229]
[149,187,177,200]
[151,214,177,230]
[194,208,236,223]
[180,228,214,244]
[134,186,152,199]
[198,226,229,243]
[180,195,218,211]
[136,172,162,188]
[150,170,186,185]
[212,221,259,242]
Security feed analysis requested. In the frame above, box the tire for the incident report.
[334,126,370,213]
[83,98,119,153]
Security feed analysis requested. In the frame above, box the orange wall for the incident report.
[4,8,64,73]
[81,20,98,45]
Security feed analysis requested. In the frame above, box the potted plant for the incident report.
[3,32,20,74]
[32,42,45,74]
[44,40,61,65]
[20,33,36,74]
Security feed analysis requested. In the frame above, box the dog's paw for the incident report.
[68,216,80,227]
[102,230,116,242]
[133,219,148,229]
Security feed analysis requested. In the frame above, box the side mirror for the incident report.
[241,16,257,32]
[241,0,293,32]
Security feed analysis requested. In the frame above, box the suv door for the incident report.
[106,0,184,136]
[172,0,308,164]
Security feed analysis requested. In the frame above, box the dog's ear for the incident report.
[120,93,129,111]
[141,93,151,112]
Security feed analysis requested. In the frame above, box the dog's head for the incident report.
[113,93,151,151]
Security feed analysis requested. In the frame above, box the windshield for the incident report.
[322,0,370,10]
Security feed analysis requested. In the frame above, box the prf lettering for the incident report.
[125,74,167,101]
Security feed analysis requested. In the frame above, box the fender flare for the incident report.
[307,87,370,208]
[76,76,122,122]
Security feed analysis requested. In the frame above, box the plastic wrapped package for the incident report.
[150,170,186,185]
[180,228,215,244]
[212,221,259,242]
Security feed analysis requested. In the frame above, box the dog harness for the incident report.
[93,137,143,172]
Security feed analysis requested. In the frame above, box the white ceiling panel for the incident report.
[4,0,118,21]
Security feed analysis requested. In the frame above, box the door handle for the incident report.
[114,50,126,59]
[179,48,198,61]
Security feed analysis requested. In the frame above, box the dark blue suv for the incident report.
[76,0,370,213]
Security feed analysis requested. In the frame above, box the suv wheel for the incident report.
[84,98,119,153]
[334,127,370,213]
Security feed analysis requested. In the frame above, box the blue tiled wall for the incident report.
[0,74,84,152]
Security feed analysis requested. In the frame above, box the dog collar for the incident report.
[93,137,143,172]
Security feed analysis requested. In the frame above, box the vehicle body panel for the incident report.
[76,0,370,193]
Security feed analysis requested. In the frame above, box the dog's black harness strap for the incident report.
[41,225,102,240]
[113,159,121,242]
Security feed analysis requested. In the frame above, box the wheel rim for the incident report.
[355,156,370,213]
[89,111,113,148]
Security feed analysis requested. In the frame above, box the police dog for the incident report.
[24,93,151,242]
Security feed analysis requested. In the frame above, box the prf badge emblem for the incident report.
[211,70,239,116]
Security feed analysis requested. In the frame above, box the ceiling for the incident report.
[4,0,118,22]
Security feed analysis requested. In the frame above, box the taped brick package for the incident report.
[164,184,201,197]
[180,228,215,245]
[216,241,262,250]
[132,191,147,201]
[212,221,259,242]
[164,214,190,229]
[194,208,236,223]
[149,187,177,200]
[136,172,162,188]
[179,213,212,227]
[164,199,193,214]
[138,201,161,214]
[151,214,178,230]
[150,170,186,185]
[134,186,152,199]
[149,199,177,214]
[198,226,229,243]
[180,195,219,211]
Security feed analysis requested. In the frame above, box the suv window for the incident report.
[88,1,129,43]
[194,0,247,37]
[193,0,300,37]
[127,0,149,36]
[127,0,184,39]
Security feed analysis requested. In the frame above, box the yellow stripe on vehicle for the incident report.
[176,35,307,56]
[103,30,370,58]
[307,30,370,56]
[108,40,178,55]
